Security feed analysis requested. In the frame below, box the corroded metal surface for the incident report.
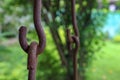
[19,0,79,80]
[19,0,46,80]
[67,0,80,80]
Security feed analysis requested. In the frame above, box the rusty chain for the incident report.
[19,0,79,80]
[19,0,46,80]
[67,0,80,80]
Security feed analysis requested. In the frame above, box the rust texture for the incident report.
[67,0,80,80]
[19,0,46,80]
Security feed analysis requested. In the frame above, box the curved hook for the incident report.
[33,0,46,54]
[66,0,79,53]
[66,0,79,80]
[19,0,46,55]
[19,26,29,53]
[66,29,79,54]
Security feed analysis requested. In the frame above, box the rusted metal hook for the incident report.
[19,0,46,54]
[19,0,46,80]
[66,0,80,80]
[67,29,79,80]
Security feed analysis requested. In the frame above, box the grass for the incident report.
[0,44,28,80]
[86,41,120,80]
[1,36,120,80]
[0,29,63,80]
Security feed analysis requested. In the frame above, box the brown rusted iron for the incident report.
[67,29,79,80]
[67,0,80,80]
[19,0,46,80]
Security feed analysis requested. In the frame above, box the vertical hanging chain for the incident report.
[19,0,46,80]
[67,0,80,80]
[71,0,79,37]
[18,0,79,80]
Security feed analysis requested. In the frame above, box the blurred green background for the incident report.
[0,0,120,80]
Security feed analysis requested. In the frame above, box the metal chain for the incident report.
[19,0,79,80]
[67,0,80,80]
[19,0,46,80]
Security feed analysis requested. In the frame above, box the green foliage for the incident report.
[0,0,117,80]
[86,41,120,80]
[0,28,66,80]
[24,28,66,80]
[0,0,32,35]
[0,44,27,80]
[75,2,108,79]
[113,35,120,42]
